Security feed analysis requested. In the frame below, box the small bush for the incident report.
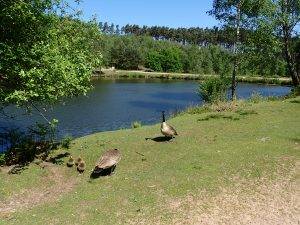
[61,135,73,149]
[131,121,142,129]
[249,92,265,103]
[146,51,163,72]
[0,121,58,165]
[198,76,231,103]
[0,154,5,166]
[290,86,300,97]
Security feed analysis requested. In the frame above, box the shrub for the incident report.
[160,47,183,72]
[110,37,143,70]
[146,51,163,71]
[290,86,300,97]
[131,121,142,129]
[0,154,5,166]
[61,135,73,149]
[0,121,58,165]
[198,76,231,103]
[249,92,264,103]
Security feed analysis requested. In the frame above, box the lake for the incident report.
[0,79,291,139]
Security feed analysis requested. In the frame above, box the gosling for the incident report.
[67,156,74,167]
[75,156,83,166]
[77,161,86,173]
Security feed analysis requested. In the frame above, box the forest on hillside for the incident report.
[97,22,300,78]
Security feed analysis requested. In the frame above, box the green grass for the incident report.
[0,97,299,224]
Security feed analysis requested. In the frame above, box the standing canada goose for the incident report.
[67,156,74,167]
[75,157,83,166]
[161,111,178,138]
[77,161,86,173]
[92,149,121,176]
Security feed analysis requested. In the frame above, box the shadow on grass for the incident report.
[290,138,300,143]
[289,100,300,104]
[236,109,258,116]
[198,114,240,121]
[145,136,173,142]
[8,163,29,174]
[47,152,70,165]
[90,166,117,179]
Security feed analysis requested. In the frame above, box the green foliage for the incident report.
[160,47,183,72]
[290,86,300,97]
[101,35,237,75]
[181,45,202,73]
[109,36,142,70]
[146,51,163,71]
[131,121,142,129]
[0,97,298,223]
[1,121,58,165]
[0,1,103,106]
[198,77,231,103]
[61,135,73,149]
[249,92,265,103]
[0,153,5,166]
[145,47,183,72]
[293,38,300,76]
[209,0,300,84]
[99,33,291,77]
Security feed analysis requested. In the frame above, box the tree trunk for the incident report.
[281,0,300,87]
[283,26,300,87]
[231,1,241,100]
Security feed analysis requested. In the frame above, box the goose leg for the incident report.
[111,165,116,174]
[109,165,116,176]
[168,136,175,142]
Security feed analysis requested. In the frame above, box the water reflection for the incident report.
[0,79,291,139]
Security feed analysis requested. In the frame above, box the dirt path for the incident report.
[170,163,300,225]
[130,161,299,225]
[0,163,77,217]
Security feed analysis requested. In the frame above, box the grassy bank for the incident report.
[95,70,292,85]
[0,97,299,224]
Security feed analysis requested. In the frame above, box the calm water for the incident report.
[0,79,291,139]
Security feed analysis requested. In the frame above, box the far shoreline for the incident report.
[93,69,292,86]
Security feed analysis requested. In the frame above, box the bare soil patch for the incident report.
[170,163,300,225]
[0,162,77,217]
[129,162,299,225]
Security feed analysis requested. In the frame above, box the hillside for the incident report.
[0,97,299,224]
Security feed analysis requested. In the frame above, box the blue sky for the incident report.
[75,0,219,28]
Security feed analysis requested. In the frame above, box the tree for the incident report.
[115,24,121,35]
[0,0,102,108]
[109,37,142,70]
[209,0,244,100]
[210,0,300,89]
[275,0,300,86]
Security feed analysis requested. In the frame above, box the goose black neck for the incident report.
[162,111,165,122]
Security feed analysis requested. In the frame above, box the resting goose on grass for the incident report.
[92,149,121,176]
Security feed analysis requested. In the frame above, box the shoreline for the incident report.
[93,69,292,85]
